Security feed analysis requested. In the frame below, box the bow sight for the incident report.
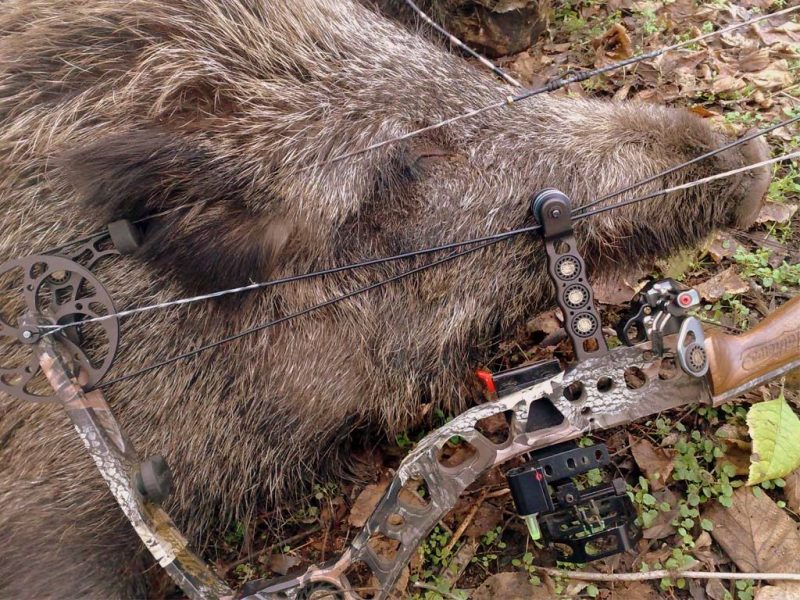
[2,190,799,600]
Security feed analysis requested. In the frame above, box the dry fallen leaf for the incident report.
[610,580,662,599]
[746,59,794,90]
[592,271,647,305]
[526,309,562,335]
[783,469,800,514]
[630,435,675,490]
[472,572,551,600]
[464,502,503,539]
[716,423,753,477]
[593,23,633,62]
[738,47,771,72]
[756,201,798,224]
[756,583,800,600]
[266,553,301,576]
[712,74,748,94]
[643,488,680,540]
[348,480,388,528]
[706,232,741,263]
[695,267,750,302]
[703,486,800,574]
[706,579,729,600]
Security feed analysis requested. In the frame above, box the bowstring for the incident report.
[92,240,497,389]
[573,113,800,215]
[90,149,798,387]
[298,4,800,172]
[575,150,800,222]
[38,6,798,258]
[40,112,799,336]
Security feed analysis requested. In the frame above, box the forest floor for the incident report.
[215,2,800,599]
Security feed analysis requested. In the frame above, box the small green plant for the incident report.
[724,110,761,126]
[735,579,755,600]
[233,562,257,582]
[471,526,507,572]
[224,521,246,546]
[631,409,748,594]
[410,527,470,600]
[768,163,800,202]
[734,246,800,291]
[511,551,542,586]
[395,430,413,449]
[638,6,664,34]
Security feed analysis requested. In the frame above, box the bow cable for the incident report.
[39,114,799,335]
[86,149,798,387]
[300,4,800,172]
[93,240,496,389]
[37,10,798,258]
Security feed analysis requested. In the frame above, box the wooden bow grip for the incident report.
[705,295,800,400]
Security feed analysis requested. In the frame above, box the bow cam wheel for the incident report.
[0,255,119,402]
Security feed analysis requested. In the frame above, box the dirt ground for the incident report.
[214,2,800,599]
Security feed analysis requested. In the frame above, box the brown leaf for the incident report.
[746,59,794,90]
[609,581,661,599]
[526,310,562,335]
[464,502,504,539]
[473,572,551,600]
[785,469,800,514]
[716,423,753,477]
[754,22,800,47]
[706,579,729,600]
[266,553,301,576]
[712,74,747,95]
[348,480,388,528]
[757,583,800,600]
[630,435,675,490]
[703,487,800,573]
[592,270,647,305]
[690,105,721,118]
[643,488,680,540]
[739,48,772,72]
[756,202,798,224]
[706,232,741,263]
[696,267,750,302]
[593,23,633,61]
[693,530,721,570]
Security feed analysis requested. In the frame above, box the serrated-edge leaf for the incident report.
[747,398,800,485]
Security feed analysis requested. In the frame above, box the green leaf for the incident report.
[747,397,800,485]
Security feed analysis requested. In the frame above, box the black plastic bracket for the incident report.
[531,189,608,361]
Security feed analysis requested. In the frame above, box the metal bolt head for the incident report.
[550,208,562,219]
[22,330,32,339]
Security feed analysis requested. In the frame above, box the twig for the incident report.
[535,567,800,582]
[443,489,488,555]
[222,525,321,573]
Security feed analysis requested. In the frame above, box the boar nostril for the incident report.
[733,134,770,229]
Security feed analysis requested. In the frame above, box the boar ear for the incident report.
[59,130,290,293]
